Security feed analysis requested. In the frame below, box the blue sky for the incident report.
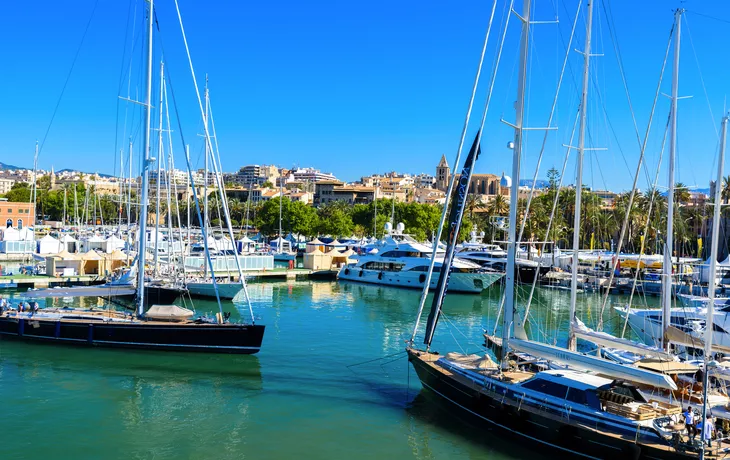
[0,0,729,192]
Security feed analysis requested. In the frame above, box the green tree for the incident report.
[316,201,353,237]
[547,167,560,190]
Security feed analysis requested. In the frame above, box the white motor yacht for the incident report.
[338,226,503,293]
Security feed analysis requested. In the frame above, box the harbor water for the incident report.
[0,280,659,459]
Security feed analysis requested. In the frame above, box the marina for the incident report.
[4,0,730,459]
[0,280,642,460]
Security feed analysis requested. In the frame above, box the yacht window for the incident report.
[380,250,421,258]
[363,262,405,272]
[521,378,569,399]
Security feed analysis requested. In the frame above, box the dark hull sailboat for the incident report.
[407,349,705,460]
[0,315,265,354]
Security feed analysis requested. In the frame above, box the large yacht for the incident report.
[617,302,730,349]
[337,224,503,293]
[456,241,543,283]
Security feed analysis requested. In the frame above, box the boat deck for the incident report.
[408,348,730,458]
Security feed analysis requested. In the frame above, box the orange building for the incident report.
[0,199,35,229]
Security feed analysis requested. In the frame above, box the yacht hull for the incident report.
[187,282,243,300]
[407,348,693,460]
[0,316,264,354]
[338,267,502,293]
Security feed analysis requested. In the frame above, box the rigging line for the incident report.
[410,0,501,345]
[37,0,100,159]
[522,108,580,327]
[621,114,671,338]
[516,0,582,248]
[169,0,255,323]
[597,15,674,328]
[685,9,730,26]
[113,0,135,180]
[600,0,642,153]
[683,14,720,141]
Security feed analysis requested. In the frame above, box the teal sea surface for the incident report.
[0,280,658,459]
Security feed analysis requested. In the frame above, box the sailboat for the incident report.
[0,0,264,354]
[406,4,715,458]
[271,174,297,262]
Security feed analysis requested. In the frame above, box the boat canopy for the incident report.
[145,305,194,321]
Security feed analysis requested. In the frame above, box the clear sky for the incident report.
[1,0,729,192]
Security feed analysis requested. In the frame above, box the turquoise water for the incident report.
[0,281,659,459]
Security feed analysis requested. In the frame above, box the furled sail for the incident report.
[509,338,678,390]
[423,132,481,346]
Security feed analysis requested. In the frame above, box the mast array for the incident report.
[567,0,595,352]
[135,0,155,317]
[662,8,683,350]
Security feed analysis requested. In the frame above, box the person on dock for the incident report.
[698,413,715,448]
[684,406,697,442]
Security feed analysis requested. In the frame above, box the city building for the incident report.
[0,178,15,195]
[291,167,337,183]
[0,199,35,228]
[230,165,280,188]
[434,155,506,199]
[592,190,619,209]
[314,181,376,206]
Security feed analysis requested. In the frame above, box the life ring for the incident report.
[419,274,426,284]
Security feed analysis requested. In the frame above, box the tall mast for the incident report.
[136,0,155,317]
[31,141,38,224]
[373,180,378,238]
[154,61,165,277]
[567,0,595,352]
[203,77,210,277]
[662,8,682,350]
[700,114,727,460]
[63,188,67,225]
[74,186,78,227]
[502,0,531,363]
[186,145,191,250]
[127,139,133,227]
[203,76,209,233]
[278,170,283,253]
[118,148,124,230]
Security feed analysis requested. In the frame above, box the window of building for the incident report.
[5,219,11,228]
[17,219,22,229]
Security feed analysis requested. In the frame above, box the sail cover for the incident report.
[424,132,481,346]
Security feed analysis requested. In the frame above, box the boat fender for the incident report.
[419,274,426,284]
[344,268,350,276]
[378,272,384,280]
[359,269,364,278]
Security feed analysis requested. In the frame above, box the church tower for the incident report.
[436,154,450,191]
[50,166,56,190]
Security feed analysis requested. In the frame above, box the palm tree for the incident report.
[465,194,484,220]
[674,182,691,205]
[487,194,509,215]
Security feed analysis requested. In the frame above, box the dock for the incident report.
[0,269,339,292]
[0,274,105,290]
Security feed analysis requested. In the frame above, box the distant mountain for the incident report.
[519,179,550,189]
[0,162,24,170]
